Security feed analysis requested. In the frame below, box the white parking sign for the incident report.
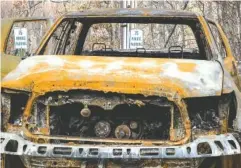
[14,27,28,49]
[130,29,143,49]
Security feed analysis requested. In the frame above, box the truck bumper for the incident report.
[0,132,240,159]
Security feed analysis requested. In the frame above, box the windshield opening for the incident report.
[39,17,211,60]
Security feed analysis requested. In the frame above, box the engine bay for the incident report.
[49,103,171,140]
[26,90,188,142]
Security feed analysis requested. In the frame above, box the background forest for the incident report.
[1,0,241,61]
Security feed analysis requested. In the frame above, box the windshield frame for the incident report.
[36,16,215,60]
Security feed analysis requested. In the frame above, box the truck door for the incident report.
[208,20,240,91]
[1,18,53,78]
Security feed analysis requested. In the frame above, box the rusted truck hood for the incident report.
[2,55,223,98]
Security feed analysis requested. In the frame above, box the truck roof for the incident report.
[65,8,199,18]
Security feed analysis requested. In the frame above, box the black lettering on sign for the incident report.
[16,36,26,40]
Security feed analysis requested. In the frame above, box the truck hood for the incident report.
[2,55,223,98]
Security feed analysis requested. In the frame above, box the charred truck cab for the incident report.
[1,9,241,168]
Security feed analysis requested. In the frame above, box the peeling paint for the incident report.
[2,56,223,98]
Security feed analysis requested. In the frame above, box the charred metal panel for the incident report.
[2,56,223,98]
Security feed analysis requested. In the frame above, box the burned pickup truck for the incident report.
[1,9,241,168]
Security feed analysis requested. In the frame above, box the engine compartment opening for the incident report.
[26,91,189,143]
[21,90,192,144]
[49,103,171,140]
